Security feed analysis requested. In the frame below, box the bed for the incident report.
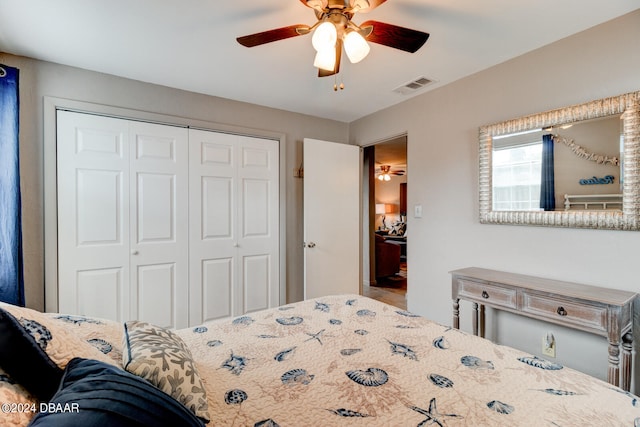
[1,294,639,426]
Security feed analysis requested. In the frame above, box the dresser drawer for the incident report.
[456,279,517,309]
[521,292,607,334]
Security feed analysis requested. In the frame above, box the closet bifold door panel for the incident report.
[57,112,130,323]
[57,111,189,328]
[128,121,189,328]
[188,129,279,325]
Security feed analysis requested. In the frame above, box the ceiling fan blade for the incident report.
[351,0,387,13]
[237,25,311,47]
[360,20,429,53]
[318,39,342,77]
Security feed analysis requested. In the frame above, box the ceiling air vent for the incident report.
[393,77,434,95]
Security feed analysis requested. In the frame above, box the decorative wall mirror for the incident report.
[479,91,640,230]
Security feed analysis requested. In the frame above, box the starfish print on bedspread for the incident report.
[304,329,327,345]
[409,397,463,426]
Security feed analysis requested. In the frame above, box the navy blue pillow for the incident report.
[0,307,63,401]
[28,358,205,427]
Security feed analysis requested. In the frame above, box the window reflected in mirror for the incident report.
[493,131,542,211]
[491,115,622,212]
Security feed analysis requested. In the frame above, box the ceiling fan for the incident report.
[377,164,405,180]
[236,0,430,78]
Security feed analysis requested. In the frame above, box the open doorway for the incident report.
[362,136,407,309]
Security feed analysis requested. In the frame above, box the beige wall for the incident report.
[350,9,640,390]
[0,52,349,310]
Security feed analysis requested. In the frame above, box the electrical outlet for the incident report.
[542,334,556,358]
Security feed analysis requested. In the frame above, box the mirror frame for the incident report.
[479,91,640,230]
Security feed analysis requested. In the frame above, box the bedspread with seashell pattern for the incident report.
[178,295,640,427]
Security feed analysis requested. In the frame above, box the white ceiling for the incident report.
[0,1,637,122]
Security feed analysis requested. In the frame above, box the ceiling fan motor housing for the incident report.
[326,11,351,35]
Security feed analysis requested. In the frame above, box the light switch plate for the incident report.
[414,204,423,218]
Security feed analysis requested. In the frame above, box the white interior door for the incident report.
[129,121,189,328]
[57,111,130,321]
[189,129,279,324]
[57,111,189,327]
[303,138,360,299]
[236,135,280,314]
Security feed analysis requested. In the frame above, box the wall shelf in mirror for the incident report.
[479,91,640,230]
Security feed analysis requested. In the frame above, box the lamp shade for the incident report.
[312,21,337,52]
[375,203,385,215]
[313,48,336,71]
[344,30,370,63]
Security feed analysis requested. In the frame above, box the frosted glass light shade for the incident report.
[312,22,337,52]
[313,48,336,71]
[344,30,370,63]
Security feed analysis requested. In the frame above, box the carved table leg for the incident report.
[607,337,621,388]
[620,332,633,392]
[472,302,479,336]
[453,299,460,329]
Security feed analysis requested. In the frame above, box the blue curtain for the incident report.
[0,64,24,306]
[539,134,555,211]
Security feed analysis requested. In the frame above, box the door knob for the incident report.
[131,250,139,255]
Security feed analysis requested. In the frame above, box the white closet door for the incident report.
[57,111,189,328]
[236,135,280,314]
[129,121,189,328]
[189,129,279,324]
[57,111,130,321]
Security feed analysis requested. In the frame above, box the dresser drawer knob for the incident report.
[556,306,567,316]
[481,291,489,299]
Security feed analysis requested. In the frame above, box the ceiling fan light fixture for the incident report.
[313,48,336,71]
[377,164,394,181]
[236,1,429,82]
[344,30,370,63]
[312,21,337,52]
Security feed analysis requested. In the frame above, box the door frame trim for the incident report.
[44,97,287,312]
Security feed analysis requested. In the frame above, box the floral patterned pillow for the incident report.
[122,321,210,423]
